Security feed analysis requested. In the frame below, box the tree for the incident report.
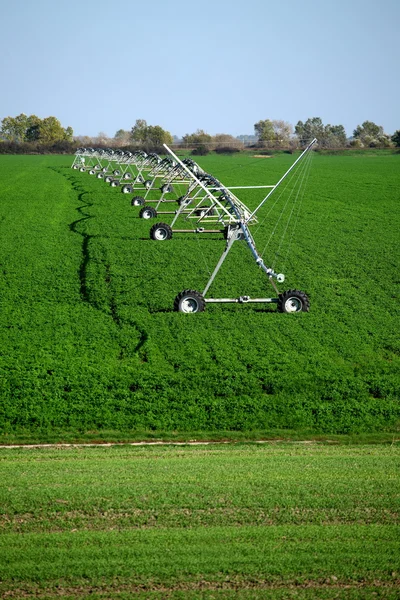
[391,130,400,147]
[271,120,293,147]
[145,125,173,147]
[25,115,42,142]
[254,120,294,147]
[114,129,131,145]
[295,118,347,148]
[352,121,392,147]
[254,119,275,145]
[295,117,325,147]
[181,130,213,155]
[1,113,30,141]
[1,114,73,144]
[130,119,148,143]
[323,124,347,148]
[213,134,243,153]
[353,121,383,142]
[94,131,109,145]
[34,117,70,143]
[64,126,74,142]
[182,129,213,148]
[129,120,172,149]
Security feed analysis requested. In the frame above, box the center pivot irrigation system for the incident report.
[72,139,317,314]
[160,140,317,313]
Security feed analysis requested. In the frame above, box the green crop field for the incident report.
[0,152,399,441]
[0,443,399,599]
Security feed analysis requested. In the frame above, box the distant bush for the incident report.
[191,144,210,156]
[214,146,241,154]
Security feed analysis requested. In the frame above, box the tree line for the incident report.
[1,113,400,154]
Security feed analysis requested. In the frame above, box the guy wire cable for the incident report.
[261,151,312,263]
[272,148,314,272]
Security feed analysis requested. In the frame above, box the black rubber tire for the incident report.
[113,169,120,176]
[174,289,205,313]
[105,176,112,183]
[144,179,153,190]
[89,169,95,175]
[79,167,85,172]
[131,196,145,206]
[277,290,310,313]
[150,222,173,241]
[122,184,133,194]
[161,184,174,194]
[139,206,157,219]
[123,173,132,180]
[110,180,120,187]
[73,164,79,170]
[97,173,104,179]
[195,207,215,217]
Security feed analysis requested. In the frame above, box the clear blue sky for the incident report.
[0,0,399,138]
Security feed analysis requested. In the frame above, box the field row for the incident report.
[0,443,399,598]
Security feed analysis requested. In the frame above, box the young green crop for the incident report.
[0,444,399,599]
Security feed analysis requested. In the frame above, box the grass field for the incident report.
[0,442,399,599]
[0,152,399,440]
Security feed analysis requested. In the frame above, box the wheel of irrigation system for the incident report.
[122,184,133,194]
[94,165,101,170]
[105,176,112,183]
[110,180,120,187]
[97,172,104,179]
[89,169,95,175]
[150,222,173,241]
[113,169,120,176]
[143,180,153,190]
[174,290,206,313]
[80,167,85,172]
[161,184,174,194]
[139,206,157,219]
[195,207,215,217]
[73,164,79,170]
[131,196,145,206]
[123,173,132,180]
[102,167,107,173]
[277,290,310,313]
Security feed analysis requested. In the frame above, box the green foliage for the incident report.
[254,119,275,143]
[353,120,392,148]
[353,120,383,140]
[130,119,173,149]
[0,113,73,144]
[0,445,399,598]
[0,154,399,437]
[295,118,347,148]
[391,129,400,147]
[182,129,213,149]
[254,120,295,149]
[191,144,209,155]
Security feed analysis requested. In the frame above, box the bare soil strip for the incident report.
[2,579,399,598]
[0,440,321,449]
